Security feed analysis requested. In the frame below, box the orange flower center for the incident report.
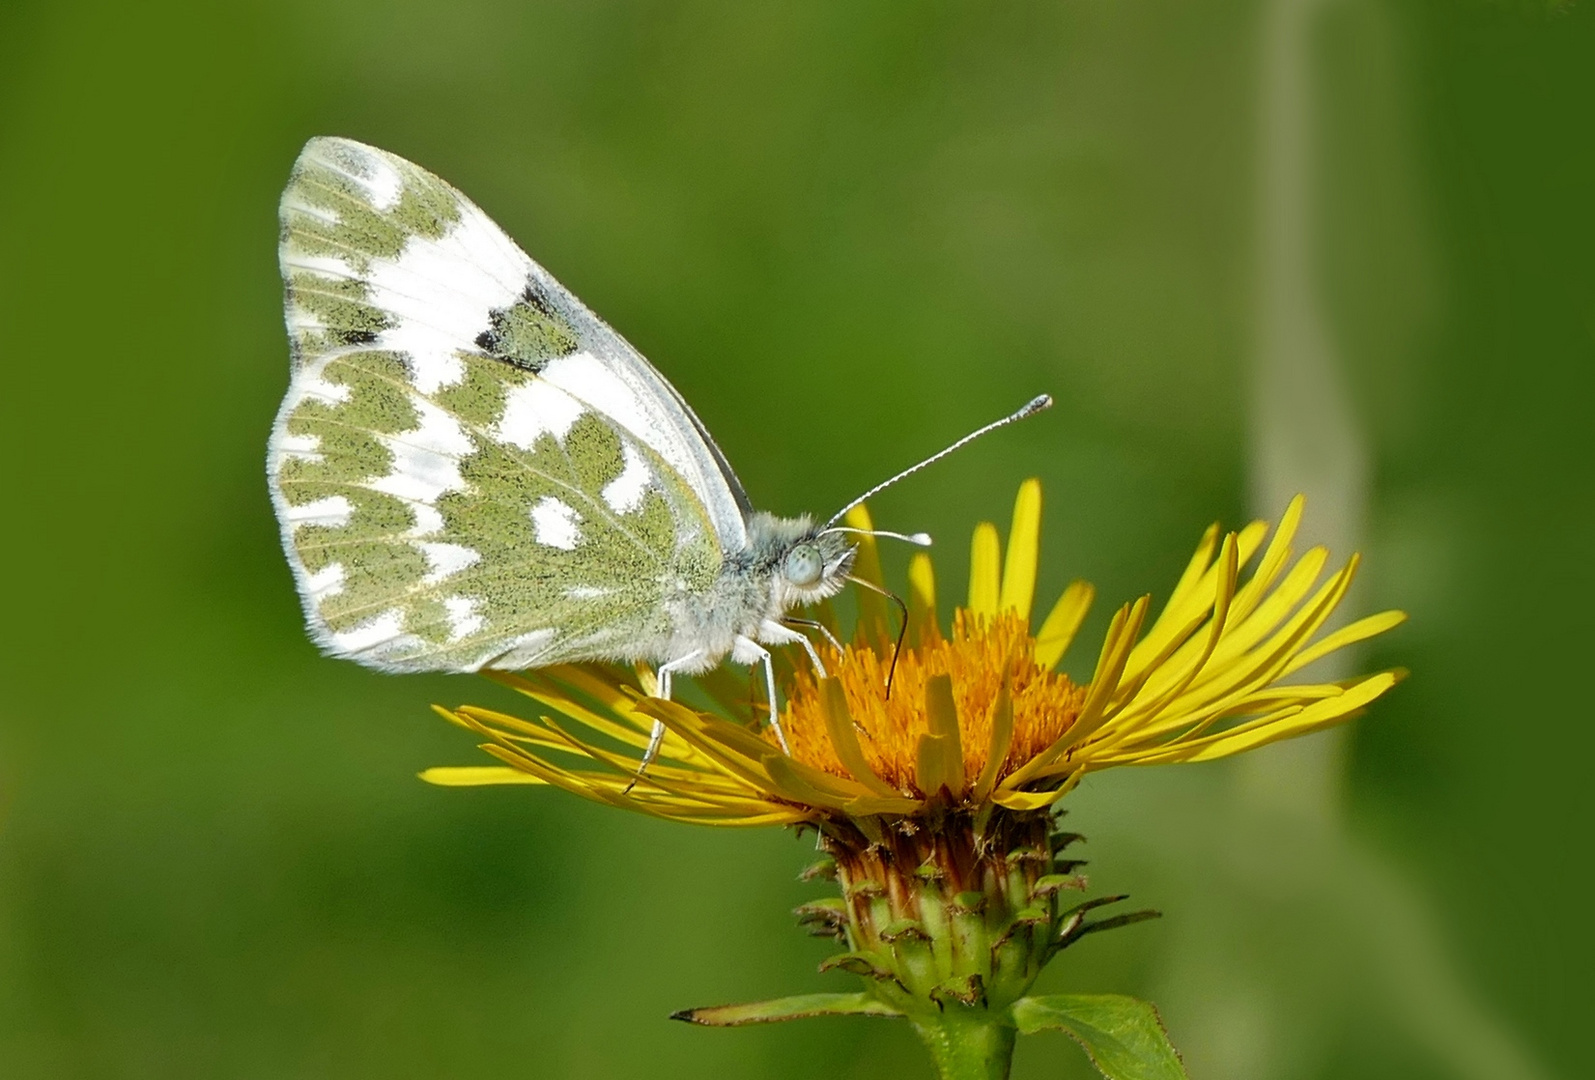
[779,611,1087,796]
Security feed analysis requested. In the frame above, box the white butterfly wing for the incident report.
[268,137,748,671]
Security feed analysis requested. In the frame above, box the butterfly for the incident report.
[267,136,1048,757]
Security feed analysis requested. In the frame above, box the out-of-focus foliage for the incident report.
[0,2,1588,1078]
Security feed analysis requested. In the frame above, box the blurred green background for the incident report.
[1,1,1589,1077]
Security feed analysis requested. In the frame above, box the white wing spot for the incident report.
[418,542,480,585]
[602,441,653,514]
[304,562,345,600]
[284,252,351,277]
[564,585,613,600]
[298,373,352,406]
[364,205,529,394]
[330,609,409,655]
[286,495,353,529]
[362,157,404,211]
[277,431,322,462]
[286,305,326,335]
[496,379,586,448]
[530,497,582,550]
[443,596,485,641]
[540,352,647,429]
[408,503,445,537]
[369,398,473,525]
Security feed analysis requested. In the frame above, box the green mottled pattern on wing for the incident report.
[278,362,718,667]
[280,140,461,366]
[271,139,723,670]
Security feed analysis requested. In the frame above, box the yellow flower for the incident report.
[423,480,1405,826]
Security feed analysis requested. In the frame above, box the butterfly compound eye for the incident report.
[783,544,824,587]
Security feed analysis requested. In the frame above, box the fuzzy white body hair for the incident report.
[636,513,854,674]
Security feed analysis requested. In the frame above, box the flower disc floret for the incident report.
[780,610,1086,799]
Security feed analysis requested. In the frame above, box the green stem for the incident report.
[910,1013,1017,1080]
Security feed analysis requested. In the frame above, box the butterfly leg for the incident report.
[790,630,827,679]
[758,617,828,676]
[655,650,705,702]
[733,635,792,755]
[630,649,706,789]
[781,617,841,673]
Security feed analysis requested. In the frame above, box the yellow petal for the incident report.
[1160,671,1400,763]
[1115,534,1238,709]
[1282,609,1408,676]
[991,786,1069,811]
[486,669,696,761]
[1136,518,1265,670]
[842,794,926,816]
[1034,580,1094,670]
[1203,546,1331,668]
[1053,596,1150,749]
[537,717,754,796]
[907,552,938,644]
[477,743,633,810]
[1165,522,1221,611]
[971,676,1014,802]
[451,706,585,755]
[1103,557,1360,748]
[635,699,784,793]
[1110,534,1239,725]
[819,678,903,798]
[999,479,1042,620]
[1223,495,1304,626]
[968,522,1001,616]
[762,758,860,812]
[419,766,548,786]
[915,674,965,798]
[1006,596,1149,786]
[845,504,892,643]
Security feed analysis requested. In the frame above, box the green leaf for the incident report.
[1012,994,1188,1080]
[672,992,900,1026]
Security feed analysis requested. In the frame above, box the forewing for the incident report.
[267,137,731,671]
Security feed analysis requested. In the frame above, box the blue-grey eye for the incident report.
[784,544,824,587]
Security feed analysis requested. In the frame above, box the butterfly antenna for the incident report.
[820,526,934,547]
[824,394,1053,529]
[846,575,909,697]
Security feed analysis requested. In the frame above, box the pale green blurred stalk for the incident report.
[1147,0,1553,1076]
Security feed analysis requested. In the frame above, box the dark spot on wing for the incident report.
[475,279,581,372]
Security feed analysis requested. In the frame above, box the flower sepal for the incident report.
[671,991,901,1026]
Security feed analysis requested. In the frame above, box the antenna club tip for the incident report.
[908,532,933,547]
[1023,393,1054,415]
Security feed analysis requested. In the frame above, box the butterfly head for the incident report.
[780,531,856,599]
[744,514,857,609]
